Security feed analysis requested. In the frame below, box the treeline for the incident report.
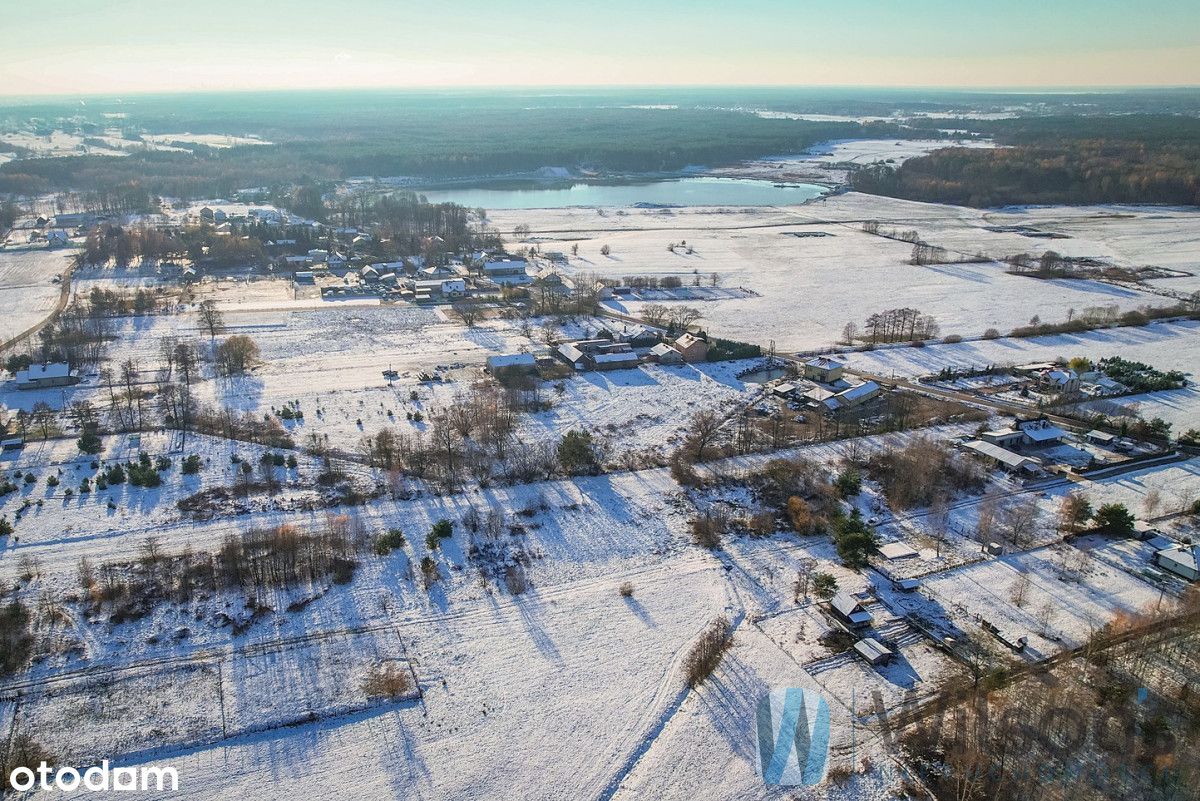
[853,115,1200,207]
[0,109,924,199]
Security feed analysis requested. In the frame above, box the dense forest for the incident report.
[852,115,1200,207]
[0,106,918,199]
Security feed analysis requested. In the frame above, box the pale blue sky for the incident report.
[3,0,1198,94]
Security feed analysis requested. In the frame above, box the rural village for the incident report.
[3,118,1200,801]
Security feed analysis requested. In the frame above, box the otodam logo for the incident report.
[756,688,831,786]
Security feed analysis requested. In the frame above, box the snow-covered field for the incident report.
[0,244,71,342]
[491,193,1186,352]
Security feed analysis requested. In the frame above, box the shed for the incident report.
[962,440,1038,473]
[854,637,893,666]
[591,351,639,371]
[1086,430,1116,446]
[879,542,918,561]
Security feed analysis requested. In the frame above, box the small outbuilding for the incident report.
[647,343,684,365]
[854,637,894,666]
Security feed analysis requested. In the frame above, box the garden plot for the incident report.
[919,543,1163,658]
[93,557,732,801]
[520,361,758,457]
[1074,386,1200,433]
[0,431,356,553]
[8,628,416,769]
[1077,457,1200,516]
[614,624,911,801]
[13,662,224,766]
[0,245,71,342]
[221,627,417,737]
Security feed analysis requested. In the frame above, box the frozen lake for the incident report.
[415,176,827,209]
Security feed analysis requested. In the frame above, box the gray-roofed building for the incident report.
[647,342,684,364]
[803,356,845,383]
[830,591,873,627]
[962,440,1039,473]
[853,637,893,666]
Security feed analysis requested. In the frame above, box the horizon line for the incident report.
[2,83,1200,104]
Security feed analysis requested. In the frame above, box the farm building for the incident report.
[486,353,537,374]
[822,380,881,413]
[962,440,1039,473]
[556,340,639,372]
[14,362,78,390]
[411,278,466,298]
[1154,546,1199,581]
[482,258,532,285]
[647,343,684,364]
[802,357,845,383]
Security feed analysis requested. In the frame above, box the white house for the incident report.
[14,362,78,390]
[411,278,466,297]
[1154,545,1199,581]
